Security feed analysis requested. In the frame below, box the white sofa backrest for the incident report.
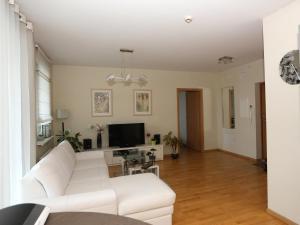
[57,141,76,169]
[21,141,77,199]
[21,171,47,202]
[33,154,68,197]
[54,141,76,178]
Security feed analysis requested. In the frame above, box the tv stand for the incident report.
[102,144,164,166]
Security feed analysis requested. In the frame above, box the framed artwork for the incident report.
[134,90,152,115]
[91,89,112,117]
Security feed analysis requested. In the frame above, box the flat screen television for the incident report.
[108,123,145,148]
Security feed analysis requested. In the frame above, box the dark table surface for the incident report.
[46,212,150,225]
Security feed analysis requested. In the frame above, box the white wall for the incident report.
[263,1,300,223]
[217,59,265,159]
[179,91,187,144]
[52,65,219,153]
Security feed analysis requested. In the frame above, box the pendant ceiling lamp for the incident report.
[106,49,147,85]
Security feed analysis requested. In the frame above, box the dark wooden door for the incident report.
[260,83,267,160]
[186,91,204,151]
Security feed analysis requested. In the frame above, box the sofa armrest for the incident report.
[28,189,117,214]
[75,150,104,161]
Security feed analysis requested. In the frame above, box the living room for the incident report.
[1,0,300,225]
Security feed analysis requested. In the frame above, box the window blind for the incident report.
[36,48,52,124]
[36,71,52,123]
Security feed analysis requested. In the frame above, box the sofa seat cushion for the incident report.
[74,158,107,170]
[74,158,107,171]
[66,178,112,195]
[110,173,176,216]
[70,167,109,183]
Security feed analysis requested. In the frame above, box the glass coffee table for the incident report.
[121,149,159,177]
[127,164,159,177]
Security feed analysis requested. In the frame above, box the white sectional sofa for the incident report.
[21,141,176,225]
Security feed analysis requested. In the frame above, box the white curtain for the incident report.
[0,1,35,208]
[20,23,36,172]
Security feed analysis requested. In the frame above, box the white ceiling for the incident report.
[18,0,293,72]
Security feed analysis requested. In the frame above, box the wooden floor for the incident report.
[109,149,286,225]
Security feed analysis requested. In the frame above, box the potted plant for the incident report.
[163,131,182,159]
[57,130,83,152]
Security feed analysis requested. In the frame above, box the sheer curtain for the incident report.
[0,1,35,207]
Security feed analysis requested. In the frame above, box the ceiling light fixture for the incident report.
[184,16,193,23]
[218,56,234,64]
[106,49,147,86]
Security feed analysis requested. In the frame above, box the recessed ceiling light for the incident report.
[184,16,193,23]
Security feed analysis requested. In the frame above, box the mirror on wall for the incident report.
[222,87,235,129]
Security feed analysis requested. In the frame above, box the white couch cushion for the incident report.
[75,150,104,161]
[70,167,109,183]
[66,178,111,195]
[74,158,107,171]
[32,189,118,214]
[110,173,176,215]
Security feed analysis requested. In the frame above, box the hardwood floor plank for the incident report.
[109,149,286,225]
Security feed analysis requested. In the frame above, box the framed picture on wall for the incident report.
[134,90,152,115]
[91,89,112,117]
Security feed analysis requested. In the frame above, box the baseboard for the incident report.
[266,209,298,225]
[217,149,257,163]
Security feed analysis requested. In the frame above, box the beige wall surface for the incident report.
[263,0,300,223]
[216,59,265,159]
[52,65,219,153]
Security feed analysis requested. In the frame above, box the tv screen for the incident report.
[108,123,145,148]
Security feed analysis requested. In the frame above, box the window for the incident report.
[36,71,51,123]
[35,47,52,137]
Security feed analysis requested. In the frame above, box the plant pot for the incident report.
[171,153,179,159]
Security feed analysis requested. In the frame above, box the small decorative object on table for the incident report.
[163,131,182,159]
[83,138,92,150]
[147,148,156,164]
[91,123,104,148]
[97,133,102,148]
[151,138,156,145]
[146,132,151,144]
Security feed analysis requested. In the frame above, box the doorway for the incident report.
[177,88,204,151]
[260,83,267,161]
[255,82,267,167]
